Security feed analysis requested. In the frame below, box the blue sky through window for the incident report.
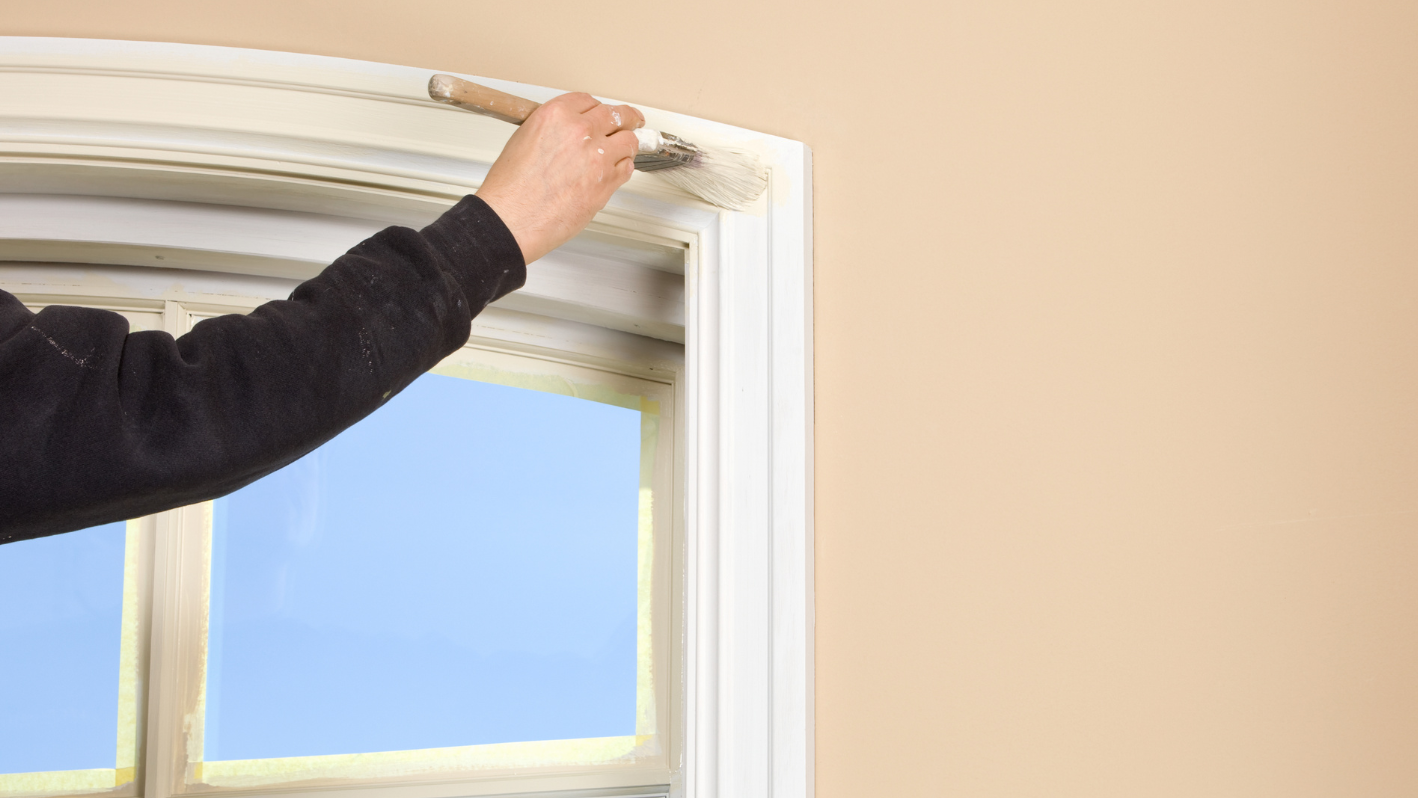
[0,522,126,775]
[205,373,643,762]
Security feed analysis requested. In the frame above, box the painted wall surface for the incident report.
[4,1,1418,794]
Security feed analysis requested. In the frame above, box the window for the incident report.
[0,36,812,798]
[172,337,679,790]
[201,370,655,765]
[0,280,683,797]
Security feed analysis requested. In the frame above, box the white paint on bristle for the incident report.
[658,145,768,211]
[631,128,766,210]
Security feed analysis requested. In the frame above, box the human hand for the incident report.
[475,92,645,264]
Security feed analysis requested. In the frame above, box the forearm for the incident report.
[0,195,524,544]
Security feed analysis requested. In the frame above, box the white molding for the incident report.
[0,195,688,343]
[0,37,813,798]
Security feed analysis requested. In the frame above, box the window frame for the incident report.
[0,36,813,798]
[163,301,685,797]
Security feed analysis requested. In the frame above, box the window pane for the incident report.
[204,373,645,762]
[0,522,126,775]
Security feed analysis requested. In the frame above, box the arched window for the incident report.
[0,37,812,798]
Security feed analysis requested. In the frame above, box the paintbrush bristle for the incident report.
[634,130,767,211]
[657,144,768,211]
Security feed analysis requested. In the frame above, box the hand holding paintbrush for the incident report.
[429,74,766,217]
[463,89,644,263]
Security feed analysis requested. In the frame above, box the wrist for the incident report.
[474,189,539,264]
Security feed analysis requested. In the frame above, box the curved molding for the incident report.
[0,37,725,343]
[0,37,753,220]
[0,194,687,342]
[0,37,812,798]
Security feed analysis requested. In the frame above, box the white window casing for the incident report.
[0,37,813,798]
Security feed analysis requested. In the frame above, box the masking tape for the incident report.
[0,769,117,797]
[195,735,657,788]
[113,521,142,783]
[428,360,647,411]
[190,502,215,769]
[636,403,660,738]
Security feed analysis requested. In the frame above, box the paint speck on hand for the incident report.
[611,110,622,127]
[598,148,605,154]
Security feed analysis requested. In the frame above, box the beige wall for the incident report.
[5,1,1418,794]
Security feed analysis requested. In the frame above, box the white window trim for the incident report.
[0,37,813,798]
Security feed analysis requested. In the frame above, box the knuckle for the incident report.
[614,129,639,153]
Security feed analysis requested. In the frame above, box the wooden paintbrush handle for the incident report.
[428,74,541,125]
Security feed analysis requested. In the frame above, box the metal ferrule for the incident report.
[633,130,701,172]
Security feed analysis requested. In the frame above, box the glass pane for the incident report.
[204,373,645,762]
[0,522,126,775]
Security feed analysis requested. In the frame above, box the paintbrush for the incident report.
[428,74,767,211]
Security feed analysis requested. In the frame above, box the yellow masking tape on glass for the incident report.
[193,735,657,788]
[114,520,142,784]
[429,359,648,411]
[0,769,117,797]
[636,405,660,739]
